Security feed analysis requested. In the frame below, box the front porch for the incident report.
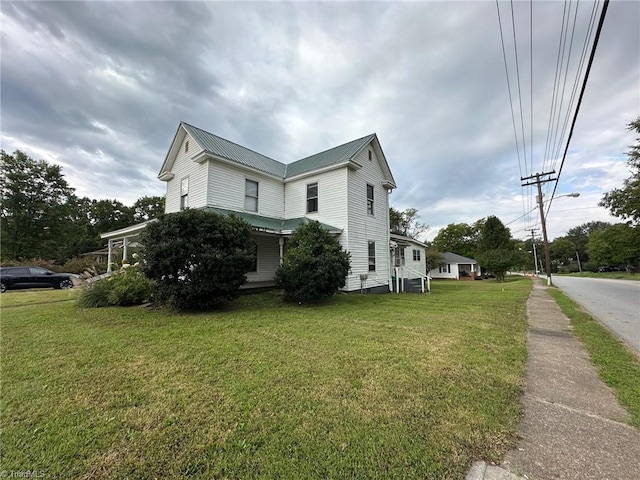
[99,208,342,287]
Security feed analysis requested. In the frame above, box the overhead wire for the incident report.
[497,0,608,234]
[496,0,524,180]
[510,0,529,175]
[550,1,600,168]
[546,0,610,216]
[542,0,570,174]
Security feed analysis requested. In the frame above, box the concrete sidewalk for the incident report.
[466,279,640,480]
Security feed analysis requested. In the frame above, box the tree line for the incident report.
[1,150,165,263]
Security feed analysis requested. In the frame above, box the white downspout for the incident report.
[279,236,284,266]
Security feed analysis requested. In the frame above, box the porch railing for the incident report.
[393,266,431,293]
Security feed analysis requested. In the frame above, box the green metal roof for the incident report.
[182,122,286,177]
[182,122,377,180]
[202,207,342,234]
[284,134,375,178]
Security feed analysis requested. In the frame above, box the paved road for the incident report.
[551,276,640,354]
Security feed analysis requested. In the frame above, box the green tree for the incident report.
[275,221,351,302]
[432,221,482,259]
[563,221,611,264]
[141,209,255,310]
[600,117,640,225]
[549,237,577,271]
[389,207,429,239]
[476,216,518,282]
[587,223,640,267]
[133,195,165,223]
[0,150,76,261]
[424,247,446,274]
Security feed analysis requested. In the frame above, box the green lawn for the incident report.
[1,279,531,479]
[558,271,640,281]
[548,288,640,427]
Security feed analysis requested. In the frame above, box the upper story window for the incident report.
[368,241,376,272]
[413,249,421,261]
[366,184,374,215]
[180,177,189,210]
[368,150,372,160]
[307,183,318,213]
[245,179,258,212]
[185,140,189,153]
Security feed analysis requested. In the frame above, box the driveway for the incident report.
[551,276,640,354]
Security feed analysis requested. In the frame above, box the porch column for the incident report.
[279,236,284,266]
[123,237,129,262]
[107,239,113,273]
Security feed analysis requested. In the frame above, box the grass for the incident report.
[1,279,531,479]
[558,271,640,281]
[548,288,640,427]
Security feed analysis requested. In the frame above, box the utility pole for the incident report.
[527,228,540,276]
[522,171,557,286]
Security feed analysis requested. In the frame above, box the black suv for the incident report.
[0,267,75,293]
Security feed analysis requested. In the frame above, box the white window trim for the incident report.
[368,241,376,272]
[366,183,374,216]
[244,178,259,212]
[180,176,189,210]
[307,182,318,213]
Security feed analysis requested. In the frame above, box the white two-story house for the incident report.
[101,122,397,293]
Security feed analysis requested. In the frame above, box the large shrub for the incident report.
[275,221,351,302]
[140,209,255,310]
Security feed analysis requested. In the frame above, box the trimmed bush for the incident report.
[275,221,351,302]
[140,209,255,310]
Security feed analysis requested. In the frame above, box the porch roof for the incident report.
[202,207,342,235]
[443,252,478,264]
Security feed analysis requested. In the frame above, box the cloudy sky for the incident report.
[1,0,638,241]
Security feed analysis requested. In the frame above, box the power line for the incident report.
[510,0,529,175]
[496,0,524,179]
[547,0,610,215]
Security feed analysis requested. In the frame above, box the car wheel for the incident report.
[59,279,74,290]
[0,282,6,293]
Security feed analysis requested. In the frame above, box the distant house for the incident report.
[429,252,480,280]
[101,121,398,293]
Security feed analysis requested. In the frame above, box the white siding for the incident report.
[246,234,281,283]
[165,134,207,213]
[207,162,284,217]
[429,264,460,279]
[346,144,391,291]
[404,246,426,277]
[284,168,348,228]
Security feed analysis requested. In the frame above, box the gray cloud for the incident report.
[1,0,638,241]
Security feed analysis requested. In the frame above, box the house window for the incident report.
[439,264,451,274]
[185,140,189,153]
[180,177,189,210]
[368,241,376,272]
[245,179,258,212]
[307,183,318,213]
[395,248,405,267]
[366,184,374,215]
[368,150,372,160]
[413,249,421,261]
